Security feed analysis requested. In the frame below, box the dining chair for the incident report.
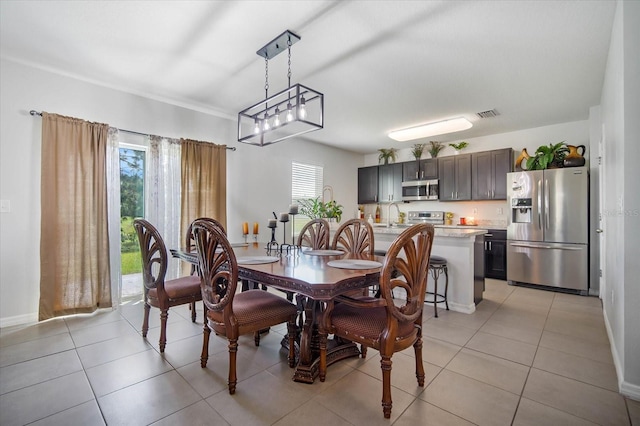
[297,218,331,249]
[133,219,203,353]
[191,218,298,394]
[319,223,435,418]
[184,217,226,278]
[331,218,375,255]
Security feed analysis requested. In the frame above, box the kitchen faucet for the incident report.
[387,202,401,227]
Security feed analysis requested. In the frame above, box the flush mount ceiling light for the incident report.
[388,117,473,142]
[238,30,324,147]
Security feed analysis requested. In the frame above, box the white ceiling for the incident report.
[0,1,616,154]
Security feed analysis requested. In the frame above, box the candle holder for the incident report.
[243,233,248,244]
[266,220,278,251]
[289,212,297,245]
[279,215,289,248]
[253,233,258,242]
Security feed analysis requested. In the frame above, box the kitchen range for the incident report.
[506,167,589,294]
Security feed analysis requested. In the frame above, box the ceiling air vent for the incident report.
[476,109,499,119]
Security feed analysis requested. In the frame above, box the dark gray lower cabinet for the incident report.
[484,229,507,280]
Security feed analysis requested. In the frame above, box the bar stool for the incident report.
[425,255,449,317]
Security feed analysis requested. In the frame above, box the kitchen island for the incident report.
[372,225,486,314]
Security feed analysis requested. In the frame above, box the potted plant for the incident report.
[378,148,398,165]
[449,141,469,155]
[298,197,343,223]
[411,143,426,161]
[445,212,454,226]
[427,141,445,158]
[526,141,568,170]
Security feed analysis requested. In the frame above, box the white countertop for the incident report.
[370,224,487,238]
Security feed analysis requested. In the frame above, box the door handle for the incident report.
[596,228,603,233]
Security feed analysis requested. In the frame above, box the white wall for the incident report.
[600,0,640,399]
[0,58,362,326]
[362,120,590,225]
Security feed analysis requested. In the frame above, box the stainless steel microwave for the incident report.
[401,179,439,201]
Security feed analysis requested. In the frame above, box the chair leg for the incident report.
[361,344,368,359]
[318,331,328,382]
[228,338,238,394]
[159,308,168,353]
[433,270,439,318]
[380,354,393,419]
[254,331,261,346]
[443,266,449,311]
[142,302,150,337]
[201,323,211,368]
[190,301,196,322]
[287,319,296,368]
[414,332,425,387]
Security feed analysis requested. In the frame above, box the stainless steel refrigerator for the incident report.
[506,167,589,293]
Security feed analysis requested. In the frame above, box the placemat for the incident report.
[327,259,382,270]
[303,249,344,256]
[237,256,279,265]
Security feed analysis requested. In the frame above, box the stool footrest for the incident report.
[424,292,447,304]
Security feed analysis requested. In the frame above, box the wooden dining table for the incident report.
[172,242,383,383]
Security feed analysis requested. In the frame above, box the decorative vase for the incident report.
[454,150,460,155]
[514,148,530,171]
[564,145,586,167]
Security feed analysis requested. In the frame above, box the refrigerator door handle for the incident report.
[537,179,543,230]
[544,179,550,230]
[510,242,583,251]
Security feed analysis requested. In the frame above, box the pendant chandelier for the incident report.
[238,30,324,147]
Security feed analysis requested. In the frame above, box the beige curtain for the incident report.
[39,113,112,320]
[180,139,227,242]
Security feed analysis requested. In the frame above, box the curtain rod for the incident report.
[29,110,236,151]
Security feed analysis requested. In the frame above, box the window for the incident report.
[291,161,323,235]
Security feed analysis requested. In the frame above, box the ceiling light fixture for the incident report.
[388,117,473,142]
[238,30,324,147]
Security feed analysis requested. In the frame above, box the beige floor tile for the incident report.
[356,351,441,396]
[435,309,492,331]
[0,371,94,426]
[64,308,123,331]
[513,397,598,425]
[86,348,173,396]
[206,370,313,425]
[547,308,607,330]
[420,369,520,425]
[273,400,353,426]
[144,317,204,351]
[394,399,475,426]
[423,319,477,346]
[539,330,614,365]
[543,316,610,345]
[152,400,229,425]
[465,331,537,366]
[0,332,75,367]
[0,318,68,348]
[314,369,415,425]
[98,370,201,425]
[421,336,461,367]
[553,292,602,309]
[480,316,544,345]
[0,349,83,395]
[69,319,139,348]
[76,332,152,369]
[522,368,629,425]
[488,308,548,329]
[118,301,185,332]
[533,346,619,391]
[446,348,530,395]
[473,298,501,314]
[29,400,105,426]
[627,398,640,425]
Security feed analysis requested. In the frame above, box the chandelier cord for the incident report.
[287,38,292,89]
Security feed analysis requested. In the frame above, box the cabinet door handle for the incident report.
[415,171,418,179]
[489,241,492,250]
[451,192,454,199]
[485,241,488,250]
[421,171,424,179]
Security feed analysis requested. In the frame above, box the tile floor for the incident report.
[1,279,638,425]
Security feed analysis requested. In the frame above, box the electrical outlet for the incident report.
[0,199,10,213]
[472,208,478,215]
[497,207,503,215]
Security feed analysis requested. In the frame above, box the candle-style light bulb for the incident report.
[273,107,281,127]
[298,96,307,119]
[286,102,294,122]
[262,112,270,132]
[253,118,260,134]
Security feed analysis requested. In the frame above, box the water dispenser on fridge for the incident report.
[511,198,532,224]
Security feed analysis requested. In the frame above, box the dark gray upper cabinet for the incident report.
[378,163,403,202]
[402,159,438,181]
[471,148,513,200]
[357,165,379,204]
[439,154,472,201]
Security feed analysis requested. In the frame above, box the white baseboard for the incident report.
[602,306,640,400]
[448,301,476,314]
[0,312,38,328]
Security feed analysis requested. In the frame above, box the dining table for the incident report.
[171,242,383,383]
